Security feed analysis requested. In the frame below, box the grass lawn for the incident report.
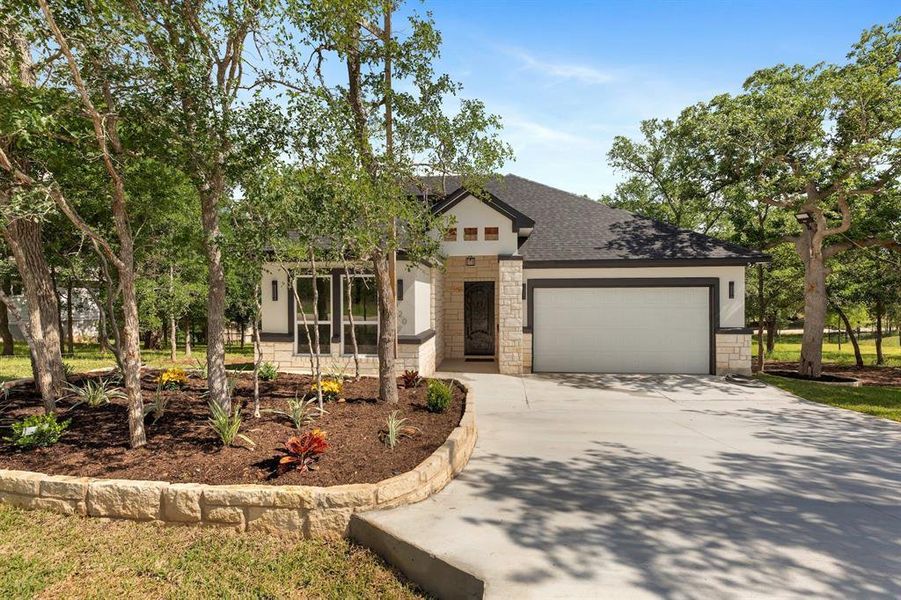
[0,504,420,599]
[758,373,901,422]
[0,342,253,382]
[755,332,901,367]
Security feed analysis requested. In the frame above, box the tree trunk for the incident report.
[118,264,147,448]
[200,183,229,412]
[0,276,14,355]
[755,263,765,373]
[765,316,777,353]
[309,253,323,410]
[343,259,361,380]
[831,298,863,369]
[252,282,262,418]
[185,318,192,357]
[169,265,176,361]
[875,300,884,366]
[373,252,398,403]
[3,218,66,411]
[796,231,827,378]
[66,278,74,354]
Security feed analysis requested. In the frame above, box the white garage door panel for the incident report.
[533,287,710,374]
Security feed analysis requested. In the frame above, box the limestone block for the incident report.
[163,484,203,522]
[0,470,43,496]
[40,475,89,501]
[87,479,166,520]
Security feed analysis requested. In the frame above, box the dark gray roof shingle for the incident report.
[419,174,767,265]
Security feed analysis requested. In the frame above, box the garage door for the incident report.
[532,286,710,374]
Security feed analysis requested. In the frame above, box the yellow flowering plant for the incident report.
[313,378,343,401]
[157,367,188,390]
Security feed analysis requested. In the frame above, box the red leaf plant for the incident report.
[277,428,329,475]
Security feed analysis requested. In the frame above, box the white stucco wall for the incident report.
[397,261,432,336]
[261,262,289,334]
[522,265,746,328]
[440,195,519,257]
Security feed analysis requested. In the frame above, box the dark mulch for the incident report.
[0,371,465,487]
[765,370,860,384]
[762,362,901,387]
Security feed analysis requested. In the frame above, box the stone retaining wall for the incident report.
[0,384,475,537]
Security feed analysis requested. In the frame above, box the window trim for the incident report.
[484,226,499,241]
[293,274,332,355]
[463,227,478,241]
[340,274,379,356]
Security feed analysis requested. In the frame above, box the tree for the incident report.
[292,0,510,402]
[0,18,67,410]
[606,116,734,235]
[122,1,283,412]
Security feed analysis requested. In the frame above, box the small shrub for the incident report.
[63,362,75,380]
[381,410,419,449]
[143,383,170,424]
[426,379,453,413]
[312,378,342,402]
[207,401,254,448]
[4,413,70,448]
[264,392,324,430]
[277,429,328,474]
[66,378,125,409]
[258,362,279,382]
[157,367,188,390]
[401,370,422,389]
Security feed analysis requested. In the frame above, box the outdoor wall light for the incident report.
[466,256,476,266]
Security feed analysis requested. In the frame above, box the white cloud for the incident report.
[505,48,615,85]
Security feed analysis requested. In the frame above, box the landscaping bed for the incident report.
[0,370,465,487]
[762,361,901,387]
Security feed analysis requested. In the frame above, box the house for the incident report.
[259,174,765,376]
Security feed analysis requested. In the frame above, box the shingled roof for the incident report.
[419,174,768,266]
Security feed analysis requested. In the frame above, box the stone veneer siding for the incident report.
[522,331,533,372]
[0,383,475,536]
[259,336,436,377]
[442,256,498,359]
[715,333,752,375]
[497,258,523,375]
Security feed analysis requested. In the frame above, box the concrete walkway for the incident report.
[353,373,901,599]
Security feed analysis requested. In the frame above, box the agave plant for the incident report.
[263,392,325,431]
[207,401,254,448]
[67,378,126,409]
[277,429,329,474]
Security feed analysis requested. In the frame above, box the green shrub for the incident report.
[258,362,279,382]
[426,379,453,413]
[5,413,70,448]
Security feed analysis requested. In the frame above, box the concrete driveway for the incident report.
[355,373,901,599]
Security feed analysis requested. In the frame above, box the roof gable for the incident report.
[432,186,535,232]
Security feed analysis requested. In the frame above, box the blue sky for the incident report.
[405,0,899,198]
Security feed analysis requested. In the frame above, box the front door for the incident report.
[464,282,495,356]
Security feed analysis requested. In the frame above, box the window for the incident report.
[484,226,499,241]
[464,227,478,241]
[271,280,279,302]
[342,275,378,355]
[397,278,404,301]
[728,281,735,299]
[444,227,457,241]
[295,275,331,354]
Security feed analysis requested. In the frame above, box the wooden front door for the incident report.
[464,282,495,356]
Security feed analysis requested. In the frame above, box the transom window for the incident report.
[342,275,378,355]
[294,275,331,354]
[484,226,499,241]
[463,227,478,241]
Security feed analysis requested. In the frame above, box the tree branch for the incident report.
[824,237,901,259]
